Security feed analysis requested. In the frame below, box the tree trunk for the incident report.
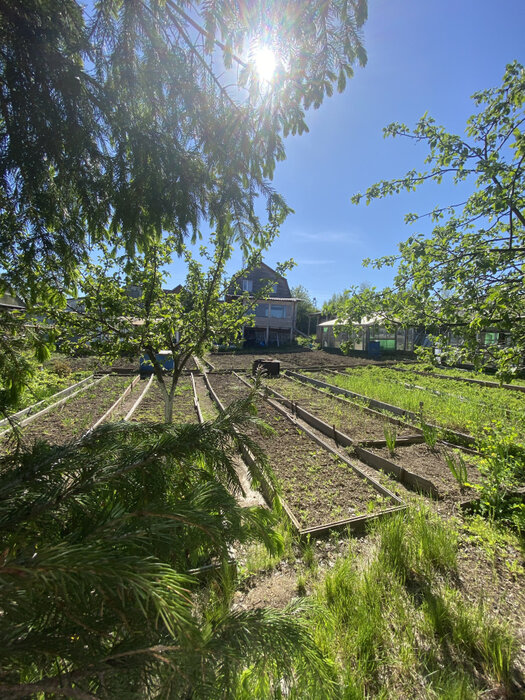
[164,393,174,423]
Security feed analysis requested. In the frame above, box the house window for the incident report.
[270,304,287,318]
[242,279,253,292]
[255,303,268,317]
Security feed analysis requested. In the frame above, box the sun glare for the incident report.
[254,45,277,83]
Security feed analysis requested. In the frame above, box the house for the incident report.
[0,293,25,311]
[226,263,299,346]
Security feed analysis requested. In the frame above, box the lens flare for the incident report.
[254,46,277,82]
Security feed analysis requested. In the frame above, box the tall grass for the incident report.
[308,506,516,697]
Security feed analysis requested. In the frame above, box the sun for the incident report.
[254,45,277,83]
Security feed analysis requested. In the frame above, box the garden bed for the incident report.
[205,350,390,372]
[1,375,132,449]
[392,365,525,392]
[0,374,96,429]
[319,366,525,445]
[359,442,481,500]
[206,372,403,534]
[261,374,420,444]
[294,370,476,447]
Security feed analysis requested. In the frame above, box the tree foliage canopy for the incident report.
[1,0,367,300]
[290,284,317,334]
[347,62,525,376]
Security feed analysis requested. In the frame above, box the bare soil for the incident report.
[206,349,398,372]
[369,442,481,500]
[108,379,143,421]
[263,374,418,442]
[207,373,396,529]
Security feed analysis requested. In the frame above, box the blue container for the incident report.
[139,351,174,374]
[368,340,381,358]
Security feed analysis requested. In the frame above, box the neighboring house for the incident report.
[226,263,299,346]
[0,293,25,311]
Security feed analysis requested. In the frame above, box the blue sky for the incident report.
[168,0,525,307]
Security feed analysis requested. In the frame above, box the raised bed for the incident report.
[289,370,476,448]
[317,366,525,447]
[0,373,96,430]
[1,375,133,449]
[260,373,482,500]
[392,365,525,393]
[355,443,481,501]
[205,372,404,537]
[260,374,421,446]
[91,375,142,429]
[183,356,200,372]
[205,350,388,372]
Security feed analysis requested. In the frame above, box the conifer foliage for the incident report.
[0,0,368,299]
[0,397,332,698]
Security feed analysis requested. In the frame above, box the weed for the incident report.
[445,451,469,490]
[301,535,316,569]
[309,505,516,696]
[373,506,457,583]
[383,423,397,456]
[240,518,295,576]
[421,422,438,450]
[475,425,525,525]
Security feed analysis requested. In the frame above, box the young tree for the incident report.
[290,284,318,334]
[52,229,290,422]
[351,62,525,377]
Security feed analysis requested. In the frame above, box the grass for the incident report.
[238,518,296,578]
[316,365,525,444]
[4,364,92,414]
[404,362,525,387]
[306,505,518,697]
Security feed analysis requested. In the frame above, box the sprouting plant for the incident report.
[445,451,469,490]
[301,535,316,569]
[383,424,397,457]
[421,422,438,450]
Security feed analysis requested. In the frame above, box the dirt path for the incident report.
[193,375,265,509]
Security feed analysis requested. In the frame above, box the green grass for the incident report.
[316,366,525,444]
[305,506,517,698]
[4,365,92,413]
[405,362,525,387]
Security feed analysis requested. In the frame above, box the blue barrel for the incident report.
[368,341,381,358]
[139,351,174,374]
